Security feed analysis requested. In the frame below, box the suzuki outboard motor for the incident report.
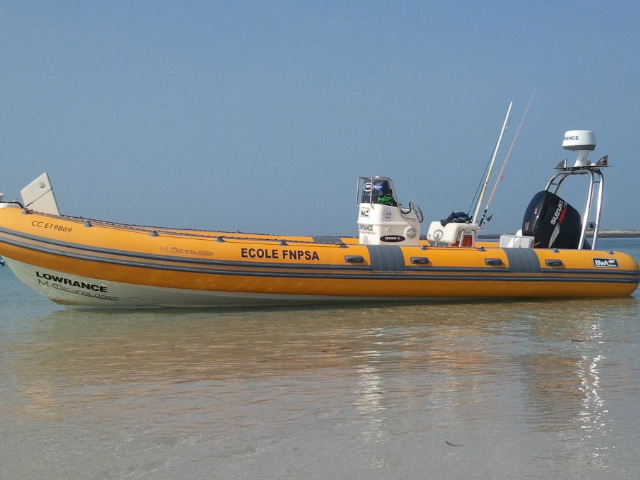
[521,191,583,249]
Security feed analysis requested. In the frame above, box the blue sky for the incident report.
[2,1,638,236]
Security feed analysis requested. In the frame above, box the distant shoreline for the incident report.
[593,230,640,238]
[480,230,640,239]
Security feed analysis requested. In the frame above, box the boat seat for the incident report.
[427,221,478,246]
[499,234,534,248]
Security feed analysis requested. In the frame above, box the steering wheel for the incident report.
[409,201,424,223]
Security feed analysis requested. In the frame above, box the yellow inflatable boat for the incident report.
[0,130,638,307]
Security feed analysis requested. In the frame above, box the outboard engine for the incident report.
[521,191,582,249]
[507,129,607,250]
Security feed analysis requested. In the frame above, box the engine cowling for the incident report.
[521,191,583,249]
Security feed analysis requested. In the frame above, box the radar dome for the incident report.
[562,130,596,167]
[562,130,596,151]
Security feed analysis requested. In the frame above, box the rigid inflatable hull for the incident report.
[1,206,638,307]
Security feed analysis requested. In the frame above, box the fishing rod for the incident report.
[477,87,537,227]
[471,101,513,225]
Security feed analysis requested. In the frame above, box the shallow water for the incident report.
[1,239,639,479]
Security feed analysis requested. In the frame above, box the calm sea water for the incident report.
[1,239,639,480]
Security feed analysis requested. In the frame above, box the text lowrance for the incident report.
[35,271,119,301]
